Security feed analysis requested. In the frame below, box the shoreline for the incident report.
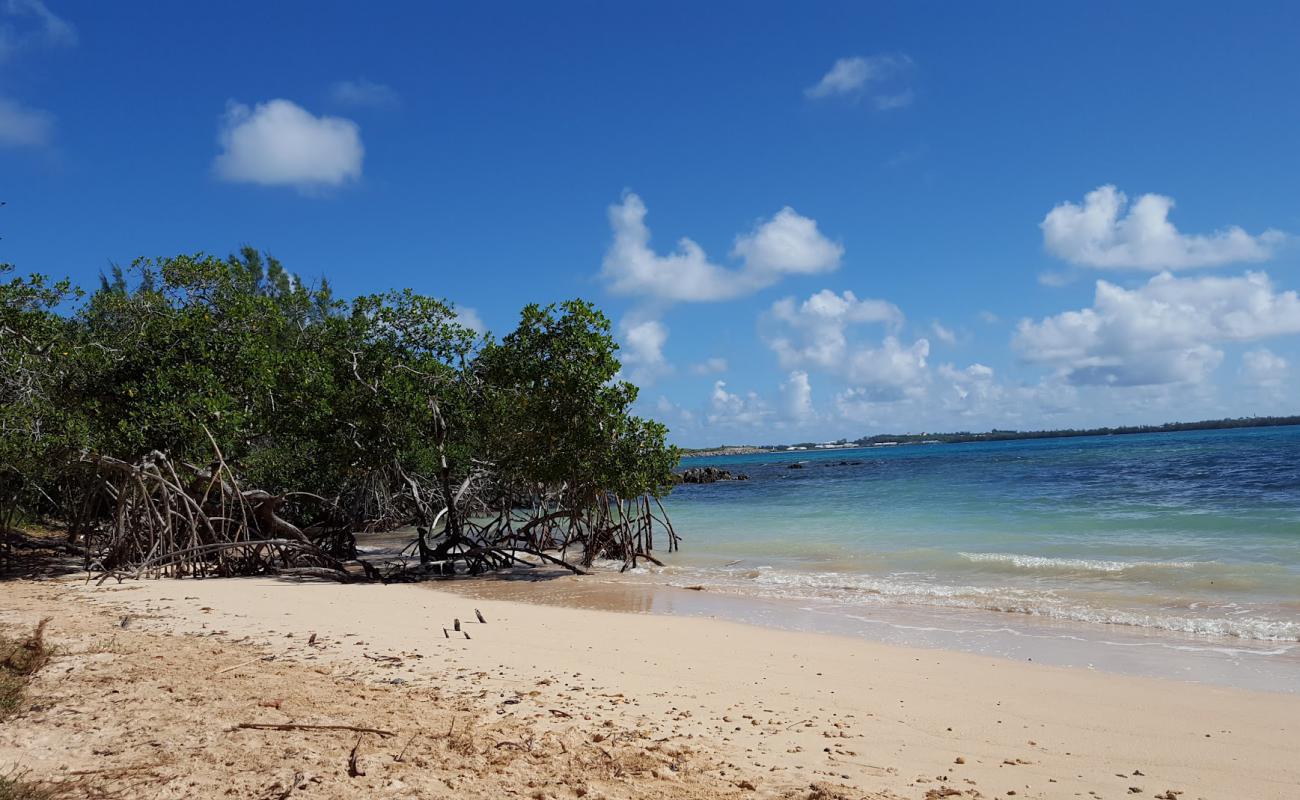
[9,574,1297,799]
[434,569,1300,694]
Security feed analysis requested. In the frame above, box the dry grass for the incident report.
[0,618,52,720]
[0,770,59,800]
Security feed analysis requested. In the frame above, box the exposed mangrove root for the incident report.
[40,443,678,583]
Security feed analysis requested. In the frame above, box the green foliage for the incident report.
[0,266,80,524]
[478,299,676,500]
[0,251,677,532]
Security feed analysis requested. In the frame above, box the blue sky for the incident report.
[4,1,1299,446]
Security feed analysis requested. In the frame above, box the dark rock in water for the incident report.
[674,466,750,484]
[787,462,805,469]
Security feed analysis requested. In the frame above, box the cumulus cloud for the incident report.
[843,337,930,400]
[707,380,771,427]
[689,357,728,376]
[1015,271,1300,387]
[0,96,52,147]
[1042,185,1285,270]
[453,307,485,334]
[780,370,815,421]
[767,289,926,401]
[330,79,399,109]
[214,99,363,191]
[618,317,672,385]
[938,362,997,403]
[1241,348,1287,388]
[1,0,76,60]
[732,207,846,280]
[767,290,903,369]
[805,54,911,101]
[601,193,842,303]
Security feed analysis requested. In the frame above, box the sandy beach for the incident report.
[1,576,1296,799]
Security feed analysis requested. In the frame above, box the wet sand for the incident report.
[440,569,1300,693]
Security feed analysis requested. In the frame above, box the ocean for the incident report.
[621,425,1300,691]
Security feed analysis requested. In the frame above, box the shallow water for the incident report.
[633,426,1300,691]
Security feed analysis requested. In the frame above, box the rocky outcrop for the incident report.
[674,466,750,484]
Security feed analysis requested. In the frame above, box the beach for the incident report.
[3,575,1298,799]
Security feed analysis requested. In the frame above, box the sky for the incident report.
[3,1,1300,446]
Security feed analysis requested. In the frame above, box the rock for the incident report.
[787,463,805,470]
[674,466,750,484]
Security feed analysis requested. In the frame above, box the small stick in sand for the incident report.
[475,609,486,624]
[394,731,421,762]
[463,630,471,640]
[454,618,461,632]
[442,628,449,638]
[234,723,395,737]
[217,656,273,674]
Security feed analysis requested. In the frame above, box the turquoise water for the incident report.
[640,426,1300,687]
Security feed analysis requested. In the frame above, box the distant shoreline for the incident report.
[679,415,1300,456]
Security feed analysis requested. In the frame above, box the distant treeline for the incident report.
[852,416,1300,446]
[682,416,1300,455]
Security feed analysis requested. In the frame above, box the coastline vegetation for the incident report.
[0,250,680,580]
[680,415,1300,456]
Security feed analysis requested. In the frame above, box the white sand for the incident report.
[72,576,1300,799]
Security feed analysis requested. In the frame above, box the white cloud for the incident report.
[844,336,930,400]
[214,99,363,191]
[767,289,926,402]
[731,206,845,280]
[805,55,910,100]
[1,0,76,60]
[1042,185,1285,270]
[930,321,957,344]
[330,79,399,109]
[619,317,672,385]
[453,306,485,334]
[780,370,814,421]
[767,289,903,370]
[938,362,997,403]
[1241,348,1287,388]
[1015,271,1300,387]
[0,96,52,147]
[978,310,1000,324]
[707,380,770,427]
[601,193,842,303]
[689,357,728,376]
[654,395,696,426]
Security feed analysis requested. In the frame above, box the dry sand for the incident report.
[2,575,1298,799]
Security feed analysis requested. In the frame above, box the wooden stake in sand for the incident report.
[475,609,486,624]
[454,618,461,632]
